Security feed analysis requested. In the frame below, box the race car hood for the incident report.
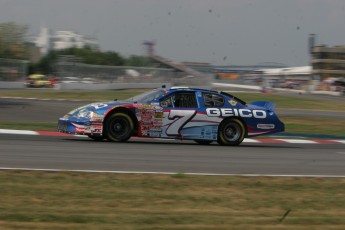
[66,100,135,119]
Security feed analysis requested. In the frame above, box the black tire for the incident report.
[87,134,105,141]
[194,140,213,145]
[217,119,245,146]
[104,112,133,142]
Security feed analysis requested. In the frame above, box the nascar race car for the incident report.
[58,87,284,145]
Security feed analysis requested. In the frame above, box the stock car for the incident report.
[58,86,284,146]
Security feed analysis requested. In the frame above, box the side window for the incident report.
[172,92,198,108]
[203,93,225,107]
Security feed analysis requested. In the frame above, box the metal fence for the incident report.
[0,58,28,81]
[54,55,212,87]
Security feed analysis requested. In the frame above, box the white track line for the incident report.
[276,139,317,144]
[243,138,260,143]
[333,140,345,144]
[0,129,38,135]
[0,167,345,178]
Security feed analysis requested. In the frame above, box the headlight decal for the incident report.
[76,109,93,119]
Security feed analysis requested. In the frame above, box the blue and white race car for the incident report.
[58,86,284,145]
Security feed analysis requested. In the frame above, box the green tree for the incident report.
[0,22,29,59]
[31,50,58,74]
[125,55,153,67]
[30,47,154,74]
[58,47,126,66]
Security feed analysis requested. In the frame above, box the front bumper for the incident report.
[58,118,103,135]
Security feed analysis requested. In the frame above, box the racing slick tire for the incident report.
[217,118,245,146]
[87,135,105,141]
[194,140,213,145]
[104,112,134,142]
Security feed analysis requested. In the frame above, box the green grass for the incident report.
[0,89,148,101]
[281,116,345,137]
[0,171,344,229]
[0,122,56,131]
[232,92,345,111]
[0,89,344,111]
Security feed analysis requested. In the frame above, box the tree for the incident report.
[125,55,153,67]
[0,22,29,59]
[30,47,153,74]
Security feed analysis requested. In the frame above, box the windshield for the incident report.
[127,89,166,104]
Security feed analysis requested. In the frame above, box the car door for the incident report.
[159,91,199,138]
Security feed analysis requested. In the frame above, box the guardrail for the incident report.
[0,81,25,89]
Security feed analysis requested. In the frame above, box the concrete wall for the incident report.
[0,81,171,90]
[0,81,25,89]
[55,82,171,90]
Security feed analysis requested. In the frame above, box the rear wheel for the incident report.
[104,113,133,142]
[194,140,213,145]
[217,119,245,146]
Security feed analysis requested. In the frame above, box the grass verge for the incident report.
[231,92,345,111]
[280,116,345,137]
[0,122,56,131]
[0,89,344,111]
[0,89,147,101]
[0,171,344,230]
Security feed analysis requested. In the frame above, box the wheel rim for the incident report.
[223,123,241,142]
[110,117,129,138]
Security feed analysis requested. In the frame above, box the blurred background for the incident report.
[0,0,344,93]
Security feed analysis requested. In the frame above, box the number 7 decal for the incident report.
[165,110,197,136]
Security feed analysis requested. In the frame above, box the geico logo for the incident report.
[206,108,267,119]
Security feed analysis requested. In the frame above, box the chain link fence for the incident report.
[56,56,178,83]
[54,55,212,87]
[0,58,28,81]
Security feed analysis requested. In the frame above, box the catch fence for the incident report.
[0,58,28,81]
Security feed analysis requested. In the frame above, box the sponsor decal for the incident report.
[206,108,267,119]
[150,102,160,106]
[257,124,275,129]
[137,105,164,137]
[90,124,102,134]
[149,131,162,137]
[161,101,168,107]
[91,113,104,122]
[154,113,164,118]
[75,127,86,133]
[229,99,237,106]
[90,103,108,109]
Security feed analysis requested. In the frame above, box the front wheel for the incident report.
[217,119,245,146]
[104,113,134,142]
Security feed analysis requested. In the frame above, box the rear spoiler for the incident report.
[249,101,276,111]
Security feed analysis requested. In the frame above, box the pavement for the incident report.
[0,129,344,145]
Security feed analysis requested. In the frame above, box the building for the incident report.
[33,27,99,57]
[311,45,345,80]
[53,31,98,50]
[34,27,51,56]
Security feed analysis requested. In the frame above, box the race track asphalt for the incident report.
[1,134,344,177]
[0,97,344,177]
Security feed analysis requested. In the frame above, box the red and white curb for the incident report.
[0,129,344,144]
